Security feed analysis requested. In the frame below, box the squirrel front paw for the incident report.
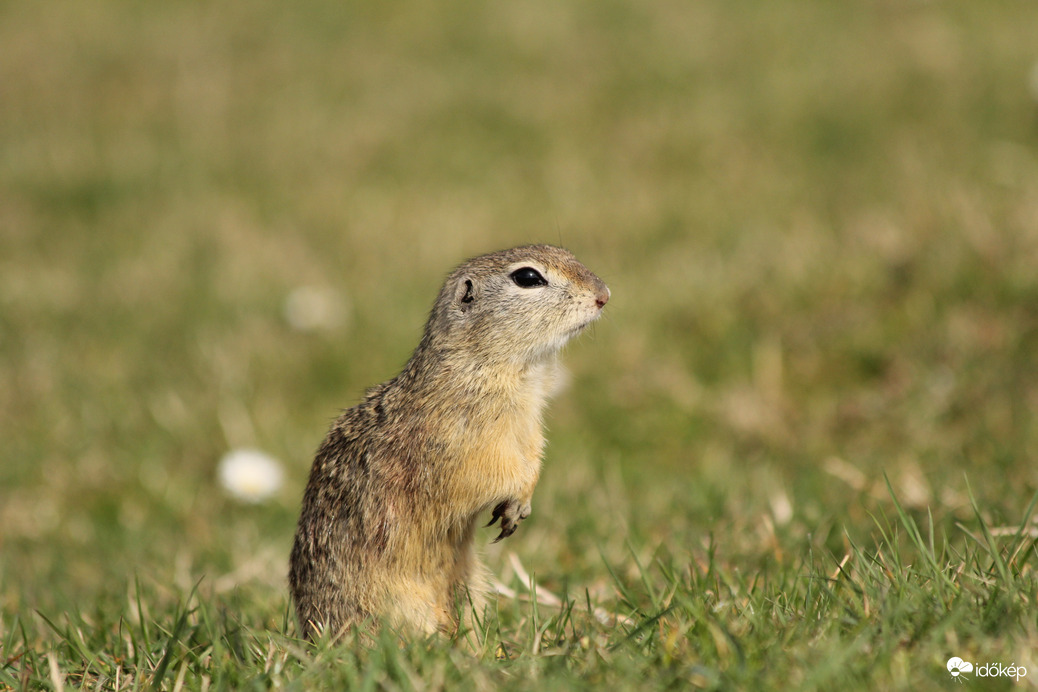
[485,498,531,543]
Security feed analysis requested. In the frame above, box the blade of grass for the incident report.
[964,475,1012,588]
[882,473,956,596]
[607,605,675,653]
[598,547,639,616]
[149,579,201,692]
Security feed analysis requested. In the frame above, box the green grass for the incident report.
[2,0,1038,689]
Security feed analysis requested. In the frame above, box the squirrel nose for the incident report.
[595,287,610,308]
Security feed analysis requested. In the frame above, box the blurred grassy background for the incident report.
[2,0,1038,681]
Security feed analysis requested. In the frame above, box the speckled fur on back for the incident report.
[289,245,609,639]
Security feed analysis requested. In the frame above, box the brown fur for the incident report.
[289,245,609,639]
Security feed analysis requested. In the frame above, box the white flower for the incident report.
[218,449,284,503]
[284,286,348,332]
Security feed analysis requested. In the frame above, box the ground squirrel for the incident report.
[289,244,609,639]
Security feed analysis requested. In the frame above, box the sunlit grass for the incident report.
[4,485,1036,689]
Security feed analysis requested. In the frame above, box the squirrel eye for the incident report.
[510,267,548,288]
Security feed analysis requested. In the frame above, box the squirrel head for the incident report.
[425,244,610,367]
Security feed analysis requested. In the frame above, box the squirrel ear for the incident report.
[455,277,475,311]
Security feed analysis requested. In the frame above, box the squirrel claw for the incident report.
[487,499,530,542]
[486,500,508,527]
[493,520,519,543]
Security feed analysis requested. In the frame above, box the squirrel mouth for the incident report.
[571,314,600,335]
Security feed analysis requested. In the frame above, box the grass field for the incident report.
[3,0,1038,689]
